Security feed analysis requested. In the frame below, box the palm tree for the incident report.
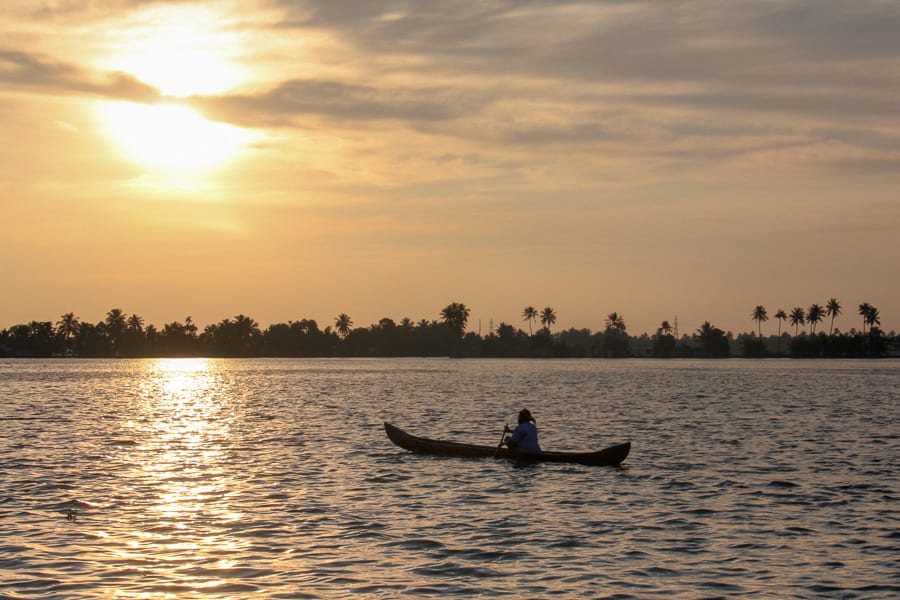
[184,316,198,337]
[539,307,557,332]
[826,298,841,335]
[807,304,825,334]
[774,309,788,353]
[864,305,881,331]
[522,306,538,336]
[105,308,127,354]
[334,313,353,339]
[232,314,259,339]
[126,314,144,332]
[56,312,80,342]
[789,307,806,335]
[105,308,126,332]
[751,305,768,337]
[440,302,470,336]
[696,321,729,357]
[658,320,673,336]
[858,302,873,334]
[605,312,626,334]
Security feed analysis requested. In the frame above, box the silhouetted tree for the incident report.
[126,314,144,332]
[605,312,626,334]
[751,305,768,337]
[774,308,788,354]
[790,307,806,335]
[539,307,557,332]
[739,332,767,357]
[105,308,127,356]
[334,313,353,339]
[158,318,200,356]
[56,312,79,355]
[807,303,825,334]
[826,298,841,335]
[659,320,673,336]
[73,321,109,357]
[865,305,881,333]
[3,300,895,359]
[600,312,628,357]
[696,321,730,358]
[56,312,79,342]
[120,313,146,357]
[858,302,873,334]
[522,306,538,336]
[440,302,470,337]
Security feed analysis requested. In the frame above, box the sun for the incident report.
[101,102,247,172]
[97,6,251,172]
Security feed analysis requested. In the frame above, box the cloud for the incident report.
[189,78,489,128]
[0,49,161,102]
[264,0,900,120]
[21,0,197,20]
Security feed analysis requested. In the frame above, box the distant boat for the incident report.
[384,422,630,467]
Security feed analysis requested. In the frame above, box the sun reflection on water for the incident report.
[116,358,249,593]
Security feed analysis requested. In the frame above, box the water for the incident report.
[1,358,897,599]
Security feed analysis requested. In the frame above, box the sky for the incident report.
[2,0,898,336]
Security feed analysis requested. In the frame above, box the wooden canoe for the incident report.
[384,422,630,467]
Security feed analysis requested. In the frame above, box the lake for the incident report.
[1,358,897,598]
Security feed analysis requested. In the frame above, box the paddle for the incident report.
[495,423,511,457]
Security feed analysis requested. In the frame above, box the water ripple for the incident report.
[0,358,897,598]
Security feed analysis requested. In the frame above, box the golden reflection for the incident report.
[114,358,247,592]
[152,357,216,399]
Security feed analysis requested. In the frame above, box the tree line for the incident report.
[1,299,894,359]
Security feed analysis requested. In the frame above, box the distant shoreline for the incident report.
[3,303,895,359]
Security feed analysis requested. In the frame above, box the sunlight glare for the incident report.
[98,6,251,173]
[101,102,248,171]
[107,6,245,96]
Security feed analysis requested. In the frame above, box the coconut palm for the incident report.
[751,305,768,337]
[440,302,470,336]
[658,320,673,336]
[539,307,557,332]
[184,316,198,336]
[105,308,126,333]
[232,315,258,340]
[826,298,841,335]
[126,314,144,332]
[864,305,881,331]
[522,306,538,335]
[807,304,825,334]
[605,312,626,334]
[334,313,353,339]
[858,302,873,334]
[696,321,729,357]
[105,308,127,353]
[789,307,806,335]
[56,312,80,341]
[774,309,788,353]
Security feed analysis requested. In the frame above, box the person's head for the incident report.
[518,408,535,424]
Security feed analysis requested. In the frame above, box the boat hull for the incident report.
[384,422,629,467]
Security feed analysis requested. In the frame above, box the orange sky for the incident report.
[2,1,898,336]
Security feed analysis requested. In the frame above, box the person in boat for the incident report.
[504,408,541,454]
